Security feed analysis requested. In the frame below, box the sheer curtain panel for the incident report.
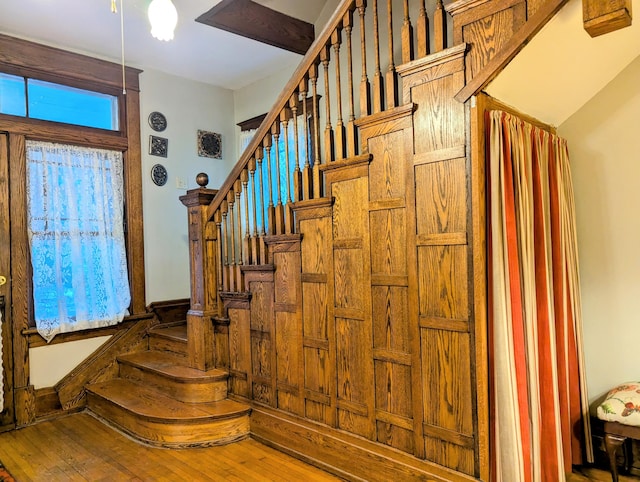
[487,111,592,482]
[26,141,130,342]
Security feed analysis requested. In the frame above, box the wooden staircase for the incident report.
[85,323,251,448]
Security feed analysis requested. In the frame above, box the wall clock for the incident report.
[198,130,222,159]
[148,111,167,132]
[151,164,168,186]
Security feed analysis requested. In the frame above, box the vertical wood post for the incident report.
[180,180,218,371]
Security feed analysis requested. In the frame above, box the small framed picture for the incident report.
[197,130,222,159]
[149,135,168,157]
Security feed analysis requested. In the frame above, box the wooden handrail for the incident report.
[206,0,358,222]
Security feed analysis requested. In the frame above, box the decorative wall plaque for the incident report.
[197,130,222,159]
[148,111,167,132]
[151,164,168,186]
[149,135,168,157]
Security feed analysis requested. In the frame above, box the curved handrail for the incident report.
[205,0,357,222]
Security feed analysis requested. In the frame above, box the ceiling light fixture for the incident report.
[148,0,178,41]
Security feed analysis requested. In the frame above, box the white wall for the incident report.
[139,69,236,303]
[558,54,640,406]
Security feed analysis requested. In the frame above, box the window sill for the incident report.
[23,312,154,348]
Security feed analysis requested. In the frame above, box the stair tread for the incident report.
[148,324,187,342]
[118,351,227,382]
[87,379,249,422]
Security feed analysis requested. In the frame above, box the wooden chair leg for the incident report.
[604,433,626,482]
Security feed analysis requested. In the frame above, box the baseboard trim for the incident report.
[249,404,479,482]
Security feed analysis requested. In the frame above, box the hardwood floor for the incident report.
[0,411,637,481]
[0,412,341,481]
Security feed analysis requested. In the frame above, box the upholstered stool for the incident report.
[597,383,640,482]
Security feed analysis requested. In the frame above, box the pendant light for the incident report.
[148,0,178,41]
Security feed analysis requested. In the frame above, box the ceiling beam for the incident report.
[196,0,315,56]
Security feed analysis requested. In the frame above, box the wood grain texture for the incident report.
[228,308,251,398]
[415,158,468,235]
[0,134,14,428]
[55,316,154,410]
[462,2,526,81]
[583,0,632,37]
[251,405,477,482]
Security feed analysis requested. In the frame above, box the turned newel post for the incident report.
[179,173,218,371]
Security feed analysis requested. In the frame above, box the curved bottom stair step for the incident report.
[86,378,251,448]
[117,350,228,402]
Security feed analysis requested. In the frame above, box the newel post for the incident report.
[179,173,218,371]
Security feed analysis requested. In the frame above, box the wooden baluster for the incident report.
[321,45,335,164]
[386,0,398,109]
[357,0,371,118]
[401,0,414,63]
[371,0,384,113]
[331,27,346,160]
[272,122,285,234]
[263,136,276,235]
[242,168,251,266]
[280,109,294,234]
[343,9,357,158]
[309,63,323,198]
[227,190,236,291]
[299,76,312,200]
[417,0,429,57]
[214,208,224,312]
[234,179,244,290]
[221,200,229,292]
[249,157,258,265]
[255,146,267,263]
[290,93,302,203]
[434,0,446,53]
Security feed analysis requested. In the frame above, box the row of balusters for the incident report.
[210,0,450,293]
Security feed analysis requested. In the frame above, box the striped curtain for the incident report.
[487,111,592,482]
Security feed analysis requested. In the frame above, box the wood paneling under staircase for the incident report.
[85,323,251,448]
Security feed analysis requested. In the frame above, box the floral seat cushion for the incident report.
[597,382,640,427]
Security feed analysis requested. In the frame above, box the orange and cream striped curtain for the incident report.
[487,111,593,482]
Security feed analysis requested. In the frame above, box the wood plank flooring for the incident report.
[0,412,341,481]
[0,411,636,481]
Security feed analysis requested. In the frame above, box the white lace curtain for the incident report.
[26,141,130,342]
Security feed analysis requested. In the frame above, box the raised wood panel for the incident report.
[300,218,331,274]
[250,280,273,332]
[421,329,474,475]
[368,130,407,201]
[274,251,298,305]
[334,249,364,311]
[412,78,465,155]
[228,307,251,398]
[372,286,410,353]
[332,178,367,239]
[302,283,329,340]
[528,0,546,16]
[275,311,302,415]
[462,3,527,81]
[336,317,372,439]
[370,210,407,274]
[415,158,468,235]
[421,329,473,435]
[418,245,469,321]
[304,347,331,397]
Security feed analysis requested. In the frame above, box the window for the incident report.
[0,74,119,130]
[26,141,131,342]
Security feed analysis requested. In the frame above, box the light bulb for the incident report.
[148,0,178,41]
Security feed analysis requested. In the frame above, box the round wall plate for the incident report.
[151,163,168,186]
[148,111,167,132]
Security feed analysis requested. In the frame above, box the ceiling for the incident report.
[0,0,329,90]
[487,0,640,126]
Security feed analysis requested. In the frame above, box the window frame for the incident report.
[0,33,147,346]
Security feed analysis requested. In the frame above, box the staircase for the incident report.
[85,323,251,448]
